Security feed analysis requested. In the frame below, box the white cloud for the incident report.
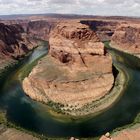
[0,0,139,17]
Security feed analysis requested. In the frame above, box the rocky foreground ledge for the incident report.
[23,20,114,116]
[0,126,38,140]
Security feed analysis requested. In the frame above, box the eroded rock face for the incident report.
[81,20,118,41]
[49,21,105,65]
[111,23,140,56]
[0,22,39,74]
[23,21,114,116]
[0,23,37,59]
[26,20,56,40]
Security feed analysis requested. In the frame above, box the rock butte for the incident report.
[23,20,114,115]
[23,18,140,116]
[111,23,140,57]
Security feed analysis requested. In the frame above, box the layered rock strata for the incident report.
[23,21,114,116]
[111,23,140,57]
[26,20,57,40]
[81,20,118,41]
[0,22,39,73]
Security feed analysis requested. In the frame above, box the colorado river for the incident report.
[0,43,140,138]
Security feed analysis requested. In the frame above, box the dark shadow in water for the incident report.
[6,84,40,131]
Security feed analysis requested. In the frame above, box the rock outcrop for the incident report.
[26,20,57,40]
[81,20,118,41]
[100,126,140,140]
[111,23,140,56]
[23,21,114,116]
[0,22,39,75]
[0,126,39,140]
[0,23,37,59]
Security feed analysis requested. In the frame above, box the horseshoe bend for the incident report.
[1,14,140,140]
[22,21,116,117]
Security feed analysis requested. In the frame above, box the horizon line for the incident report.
[0,13,140,18]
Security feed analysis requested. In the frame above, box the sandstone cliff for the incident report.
[0,23,38,59]
[81,20,118,41]
[111,23,140,56]
[0,22,40,77]
[23,21,114,116]
[26,20,57,40]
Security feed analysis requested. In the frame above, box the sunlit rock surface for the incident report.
[23,21,114,116]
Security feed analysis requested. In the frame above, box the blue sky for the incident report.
[0,0,139,16]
